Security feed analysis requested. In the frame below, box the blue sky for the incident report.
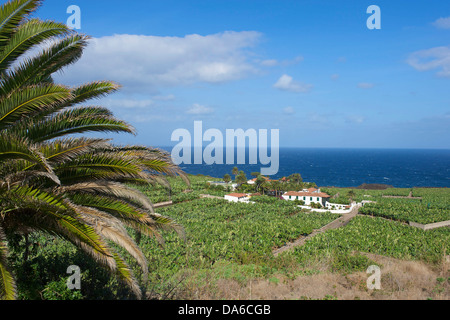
[34,0,450,149]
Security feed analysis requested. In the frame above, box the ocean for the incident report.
[160,147,450,188]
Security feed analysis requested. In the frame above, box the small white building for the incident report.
[282,189,331,206]
[325,202,350,210]
[247,176,271,185]
[208,181,238,190]
[224,193,250,202]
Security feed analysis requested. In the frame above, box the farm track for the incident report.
[381,190,422,199]
[153,193,221,208]
[272,204,361,257]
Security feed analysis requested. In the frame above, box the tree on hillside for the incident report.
[261,180,272,195]
[271,180,282,197]
[288,173,302,184]
[0,0,187,300]
[255,175,266,193]
[232,166,238,179]
[235,170,247,185]
[223,174,231,183]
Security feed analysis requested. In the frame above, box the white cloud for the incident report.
[407,46,450,77]
[186,103,214,115]
[260,56,303,67]
[283,106,295,115]
[55,31,262,92]
[273,74,313,93]
[152,94,175,101]
[432,17,450,29]
[260,59,278,67]
[357,82,375,89]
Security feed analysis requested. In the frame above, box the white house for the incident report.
[208,181,237,190]
[282,189,331,206]
[224,193,250,202]
[247,176,271,185]
[325,202,351,210]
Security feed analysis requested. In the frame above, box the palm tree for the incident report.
[0,0,187,300]
[271,180,282,197]
[288,173,302,184]
[255,175,266,193]
[231,166,238,180]
[235,170,247,185]
[223,173,231,183]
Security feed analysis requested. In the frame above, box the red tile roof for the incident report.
[250,176,271,182]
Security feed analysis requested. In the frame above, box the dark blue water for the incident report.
[160,147,450,188]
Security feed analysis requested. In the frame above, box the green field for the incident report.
[9,175,450,299]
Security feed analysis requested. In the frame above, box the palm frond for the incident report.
[60,181,154,212]
[0,18,70,73]
[0,132,59,183]
[40,138,112,164]
[77,205,148,277]
[37,81,121,118]
[0,225,16,300]
[0,0,40,52]
[109,146,191,186]
[19,106,134,142]
[0,84,71,129]
[0,34,88,94]
[55,152,147,181]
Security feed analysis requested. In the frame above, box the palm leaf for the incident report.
[20,107,134,142]
[0,84,71,129]
[0,19,69,72]
[0,0,40,51]
[37,81,121,118]
[77,205,148,277]
[0,34,88,93]
[40,138,112,164]
[0,132,59,183]
[55,153,146,180]
[0,225,16,300]
[60,181,154,212]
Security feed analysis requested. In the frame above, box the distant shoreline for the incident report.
[162,148,449,188]
[192,174,448,190]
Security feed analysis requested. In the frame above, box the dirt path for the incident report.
[153,201,173,208]
[153,194,222,209]
[273,204,361,257]
[381,191,422,199]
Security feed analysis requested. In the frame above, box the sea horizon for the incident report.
[158,146,450,188]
